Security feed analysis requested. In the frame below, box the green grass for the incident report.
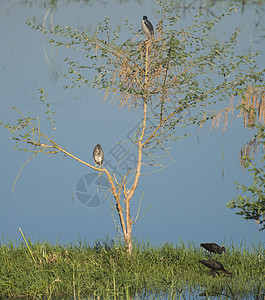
[0,238,264,299]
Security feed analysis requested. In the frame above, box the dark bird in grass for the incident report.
[199,259,232,275]
[93,144,104,168]
[200,243,226,255]
[142,16,154,39]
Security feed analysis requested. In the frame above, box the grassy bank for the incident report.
[0,238,264,299]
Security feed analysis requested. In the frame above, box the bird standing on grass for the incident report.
[200,243,226,255]
[142,16,154,39]
[93,144,104,168]
[199,259,232,276]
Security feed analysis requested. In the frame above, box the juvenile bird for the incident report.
[93,144,104,168]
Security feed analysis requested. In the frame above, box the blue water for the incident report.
[0,0,264,249]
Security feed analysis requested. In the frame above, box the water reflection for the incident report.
[65,287,264,299]
[120,285,264,299]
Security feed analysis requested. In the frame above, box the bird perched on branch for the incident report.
[93,144,104,168]
[199,259,232,275]
[200,243,226,255]
[142,16,154,39]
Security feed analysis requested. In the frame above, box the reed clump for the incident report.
[0,239,264,299]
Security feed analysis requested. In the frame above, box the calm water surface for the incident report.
[0,0,264,249]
